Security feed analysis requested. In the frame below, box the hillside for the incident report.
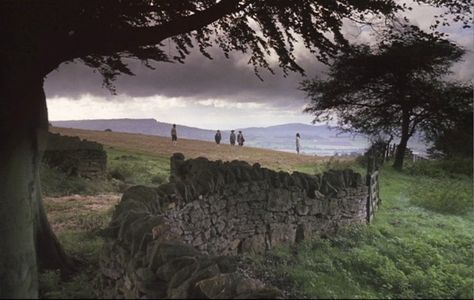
[39,130,473,299]
[49,127,333,172]
[51,118,370,156]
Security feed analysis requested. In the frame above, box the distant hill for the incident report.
[51,118,426,156]
[51,119,215,140]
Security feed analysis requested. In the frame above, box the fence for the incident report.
[365,143,383,223]
[366,170,380,223]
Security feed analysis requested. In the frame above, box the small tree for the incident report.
[301,26,468,170]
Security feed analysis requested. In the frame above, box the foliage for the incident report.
[301,25,470,169]
[3,1,471,87]
[409,177,472,215]
[425,107,473,159]
[246,165,474,299]
[405,158,473,178]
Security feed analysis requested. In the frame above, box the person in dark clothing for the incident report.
[230,130,236,146]
[215,130,222,144]
[237,131,245,146]
[296,132,301,154]
[171,124,177,145]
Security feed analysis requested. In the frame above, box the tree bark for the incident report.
[393,110,411,170]
[0,66,74,298]
[34,168,77,275]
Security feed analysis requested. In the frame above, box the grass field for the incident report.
[245,167,473,299]
[39,128,473,299]
[50,126,335,173]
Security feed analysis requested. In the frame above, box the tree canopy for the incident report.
[301,26,470,169]
[1,0,472,90]
[423,82,473,159]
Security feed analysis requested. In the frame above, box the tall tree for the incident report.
[0,1,471,297]
[301,26,468,170]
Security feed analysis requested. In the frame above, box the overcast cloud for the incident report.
[44,4,473,129]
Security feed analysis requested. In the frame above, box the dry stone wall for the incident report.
[100,153,371,299]
[164,153,367,255]
[43,132,107,177]
[100,185,282,299]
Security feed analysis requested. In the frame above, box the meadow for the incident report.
[39,128,473,299]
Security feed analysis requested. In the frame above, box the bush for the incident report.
[409,178,473,215]
[405,158,473,178]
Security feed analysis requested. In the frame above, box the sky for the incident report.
[44,3,473,130]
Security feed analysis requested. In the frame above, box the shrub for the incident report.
[405,158,473,178]
[409,178,473,215]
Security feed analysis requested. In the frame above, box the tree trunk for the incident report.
[393,110,410,170]
[34,168,77,275]
[0,66,74,298]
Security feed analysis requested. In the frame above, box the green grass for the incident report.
[106,146,170,186]
[38,146,169,298]
[40,146,474,299]
[39,203,116,299]
[40,163,119,196]
[40,147,170,196]
[294,157,365,175]
[247,165,474,299]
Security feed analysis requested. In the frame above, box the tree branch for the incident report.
[51,0,243,71]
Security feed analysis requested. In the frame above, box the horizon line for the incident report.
[50,117,332,131]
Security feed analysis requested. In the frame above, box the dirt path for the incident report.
[44,193,121,234]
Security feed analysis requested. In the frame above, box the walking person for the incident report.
[171,124,178,145]
[214,130,222,145]
[237,131,245,146]
[296,133,301,154]
[230,130,236,146]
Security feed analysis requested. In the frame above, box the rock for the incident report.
[234,287,284,299]
[194,273,241,299]
[240,235,266,255]
[156,256,197,281]
[168,261,221,298]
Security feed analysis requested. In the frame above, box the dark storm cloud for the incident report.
[44,48,327,107]
[44,28,473,107]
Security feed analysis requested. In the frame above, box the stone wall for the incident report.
[100,153,371,299]
[164,153,367,255]
[100,185,282,299]
[43,132,107,177]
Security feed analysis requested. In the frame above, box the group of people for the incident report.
[214,130,245,146]
[171,124,302,154]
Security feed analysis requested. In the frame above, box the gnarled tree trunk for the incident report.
[0,66,74,298]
